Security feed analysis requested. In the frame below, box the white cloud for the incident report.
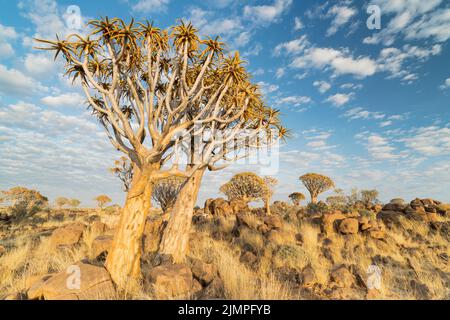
[274,35,309,56]
[0,64,48,96]
[326,5,357,36]
[377,44,442,82]
[131,0,169,13]
[0,43,14,57]
[293,17,304,30]
[41,93,85,108]
[402,126,450,156]
[186,7,246,47]
[0,24,18,58]
[278,95,311,107]
[440,78,450,90]
[257,81,279,95]
[243,0,292,25]
[19,0,88,40]
[24,53,57,76]
[325,93,353,107]
[291,47,377,78]
[313,80,331,94]
[343,107,386,121]
[0,101,123,206]
[0,24,18,39]
[340,83,363,90]
[363,0,448,44]
[379,121,393,127]
[366,134,399,160]
[275,67,285,79]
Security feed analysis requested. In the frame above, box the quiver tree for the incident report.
[289,192,305,206]
[69,199,81,208]
[360,189,379,208]
[55,197,70,209]
[110,156,133,192]
[152,176,185,212]
[0,187,48,220]
[300,173,334,204]
[263,176,278,215]
[94,195,112,209]
[36,17,287,286]
[220,172,270,207]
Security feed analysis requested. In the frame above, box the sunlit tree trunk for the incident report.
[265,198,271,215]
[310,194,318,204]
[106,163,158,289]
[158,168,205,263]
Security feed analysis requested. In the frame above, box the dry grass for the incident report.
[1,203,449,300]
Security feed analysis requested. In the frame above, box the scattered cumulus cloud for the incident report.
[325,93,354,107]
[313,80,331,94]
[326,5,357,36]
[243,0,293,25]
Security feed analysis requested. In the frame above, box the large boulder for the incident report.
[90,221,107,235]
[338,218,359,235]
[330,266,355,288]
[203,198,214,215]
[263,215,283,230]
[213,215,237,235]
[322,211,346,235]
[190,259,217,286]
[229,199,249,214]
[382,202,406,212]
[236,212,261,230]
[27,261,115,300]
[301,266,316,288]
[209,198,233,216]
[50,222,86,248]
[145,263,196,299]
[91,235,113,258]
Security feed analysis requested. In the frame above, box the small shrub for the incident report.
[306,201,328,215]
[152,176,185,212]
[272,245,309,270]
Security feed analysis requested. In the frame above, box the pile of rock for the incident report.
[321,210,385,239]
[144,258,224,300]
[381,198,447,223]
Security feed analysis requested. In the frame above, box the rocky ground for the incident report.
[0,197,449,300]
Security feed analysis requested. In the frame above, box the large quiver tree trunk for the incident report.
[105,164,157,289]
[158,168,205,263]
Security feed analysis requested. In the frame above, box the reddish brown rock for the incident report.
[338,218,359,235]
[92,235,113,258]
[145,264,195,300]
[50,223,85,248]
[331,266,355,288]
[27,261,115,300]
[191,259,217,286]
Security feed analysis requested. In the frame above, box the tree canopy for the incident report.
[220,172,270,204]
[288,192,305,205]
[299,173,335,204]
[36,18,287,180]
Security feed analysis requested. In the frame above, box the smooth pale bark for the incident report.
[310,194,318,204]
[105,164,157,289]
[158,168,205,263]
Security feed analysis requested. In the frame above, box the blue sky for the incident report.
[0,0,449,206]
